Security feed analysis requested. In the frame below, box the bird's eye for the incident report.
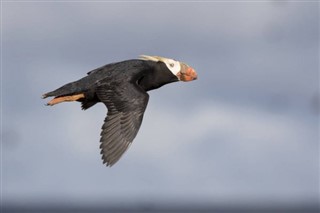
[169,63,175,67]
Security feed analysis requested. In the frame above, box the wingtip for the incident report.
[101,155,115,167]
[103,160,113,167]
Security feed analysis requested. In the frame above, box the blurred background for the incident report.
[2,1,319,212]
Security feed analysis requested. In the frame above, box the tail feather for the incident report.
[42,75,99,108]
[42,80,85,99]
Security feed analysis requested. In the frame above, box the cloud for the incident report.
[2,1,318,207]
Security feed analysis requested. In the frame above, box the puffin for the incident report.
[42,55,198,166]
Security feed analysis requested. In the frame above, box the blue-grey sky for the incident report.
[2,1,319,208]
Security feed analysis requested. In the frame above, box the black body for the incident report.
[44,59,179,166]
[45,60,178,109]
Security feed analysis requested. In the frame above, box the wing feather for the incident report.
[96,83,149,166]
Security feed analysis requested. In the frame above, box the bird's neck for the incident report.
[137,64,179,91]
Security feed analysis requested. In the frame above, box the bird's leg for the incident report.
[46,93,85,106]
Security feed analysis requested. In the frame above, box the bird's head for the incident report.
[139,55,198,82]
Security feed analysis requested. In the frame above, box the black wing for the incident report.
[96,82,149,166]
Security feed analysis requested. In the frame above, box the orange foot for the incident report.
[46,93,85,106]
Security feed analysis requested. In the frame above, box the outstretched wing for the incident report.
[96,82,149,166]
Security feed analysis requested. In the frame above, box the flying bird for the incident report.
[42,55,198,166]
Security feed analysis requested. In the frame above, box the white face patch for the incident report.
[139,55,181,76]
[163,59,181,76]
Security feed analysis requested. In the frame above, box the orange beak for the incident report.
[177,63,198,82]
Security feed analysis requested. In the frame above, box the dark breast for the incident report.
[137,61,179,91]
[81,60,178,107]
[89,59,179,91]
